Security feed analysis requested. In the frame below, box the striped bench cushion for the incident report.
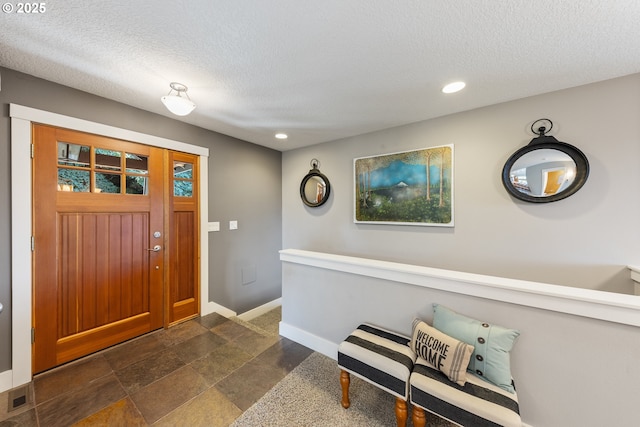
[338,323,416,399]
[410,361,521,427]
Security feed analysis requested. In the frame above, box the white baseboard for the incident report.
[237,298,282,321]
[201,301,236,318]
[0,369,13,393]
[279,321,338,360]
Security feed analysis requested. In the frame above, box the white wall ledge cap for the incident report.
[627,265,640,278]
[628,265,640,296]
[281,249,640,327]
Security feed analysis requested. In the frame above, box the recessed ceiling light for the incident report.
[275,133,288,140]
[442,81,466,94]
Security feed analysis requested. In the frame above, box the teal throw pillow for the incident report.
[432,304,520,393]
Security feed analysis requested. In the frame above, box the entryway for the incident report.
[32,124,200,373]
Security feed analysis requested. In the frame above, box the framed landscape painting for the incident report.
[354,145,454,226]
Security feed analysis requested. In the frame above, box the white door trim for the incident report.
[8,103,212,389]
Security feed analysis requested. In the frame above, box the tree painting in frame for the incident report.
[354,145,453,226]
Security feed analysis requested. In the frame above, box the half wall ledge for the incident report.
[280,249,640,328]
[628,265,640,296]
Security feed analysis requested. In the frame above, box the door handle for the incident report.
[147,245,162,252]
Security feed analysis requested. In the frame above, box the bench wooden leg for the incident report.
[340,369,351,409]
[395,397,408,427]
[412,405,426,427]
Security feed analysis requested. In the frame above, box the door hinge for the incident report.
[30,143,34,159]
[31,327,35,344]
[31,236,35,252]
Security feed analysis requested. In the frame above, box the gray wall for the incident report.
[283,73,640,294]
[207,138,283,312]
[0,67,282,372]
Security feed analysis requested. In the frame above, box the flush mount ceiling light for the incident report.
[161,82,196,116]
[275,133,288,140]
[442,81,466,94]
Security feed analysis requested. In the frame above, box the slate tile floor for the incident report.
[1,307,313,426]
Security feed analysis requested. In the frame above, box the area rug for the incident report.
[230,352,454,427]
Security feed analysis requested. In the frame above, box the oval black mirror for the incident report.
[300,167,330,207]
[502,120,589,203]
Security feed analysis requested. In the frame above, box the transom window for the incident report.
[57,142,149,195]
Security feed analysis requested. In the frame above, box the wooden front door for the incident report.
[32,124,196,373]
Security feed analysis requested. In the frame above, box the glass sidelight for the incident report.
[173,161,193,197]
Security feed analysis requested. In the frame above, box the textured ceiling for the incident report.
[1,1,640,151]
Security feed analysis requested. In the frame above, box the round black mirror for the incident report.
[300,161,330,207]
[502,119,589,203]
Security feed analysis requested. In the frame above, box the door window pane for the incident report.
[95,173,121,193]
[126,153,149,174]
[173,162,193,179]
[95,148,122,171]
[126,176,148,195]
[58,142,90,167]
[58,169,90,192]
[174,181,193,197]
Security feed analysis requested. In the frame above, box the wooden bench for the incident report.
[410,358,521,426]
[337,323,415,427]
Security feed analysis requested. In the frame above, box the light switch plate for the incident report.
[208,222,220,232]
[229,220,238,230]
